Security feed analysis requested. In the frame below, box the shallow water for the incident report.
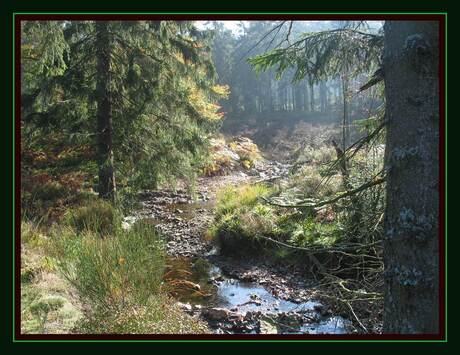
[128,196,352,334]
[216,279,320,313]
[299,317,351,334]
[165,257,351,334]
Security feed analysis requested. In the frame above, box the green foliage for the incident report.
[21,215,209,334]
[29,296,65,332]
[21,220,83,334]
[21,20,227,198]
[287,164,342,198]
[21,220,45,248]
[32,181,69,201]
[22,21,70,77]
[53,220,165,313]
[216,184,272,217]
[64,199,121,236]
[295,145,336,165]
[285,216,342,247]
[210,134,384,261]
[211,184,275,255]
[49,218,209,334]
[249,25,383,83]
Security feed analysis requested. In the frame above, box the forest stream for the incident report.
[19,19,441,336]
[124,157,352,335]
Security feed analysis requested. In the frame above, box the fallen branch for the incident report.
[262,175,386,209]
[345,299,369,333]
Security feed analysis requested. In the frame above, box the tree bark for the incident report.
[304,81,310,112]
[341,74,350,151]
[383,21,439,333]
[95,21,116,200]
[320,81,328,112]
[309,80,315,112]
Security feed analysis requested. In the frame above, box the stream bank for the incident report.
[124,153,354,334]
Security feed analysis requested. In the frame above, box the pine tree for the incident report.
[246,20,441,333]
[21,20,228,200]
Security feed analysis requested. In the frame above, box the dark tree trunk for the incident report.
[304,81,310,112]
[268,79,273,112]
[383,21,439,333]
[309,81,315,112]
[335,79,341,106]
[294,85,301,111]
[95,21,116,200]
[320,81,328,112]
[341,74,350,151]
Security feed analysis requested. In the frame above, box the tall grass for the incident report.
[64,199,121,237]
[50,216,208,334]
[216,184,272,217]
[53,220,165,314]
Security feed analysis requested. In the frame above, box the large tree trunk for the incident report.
[95,21,116,200]
[383,21,439,333]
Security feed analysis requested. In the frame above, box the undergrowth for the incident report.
[22,204,209,334]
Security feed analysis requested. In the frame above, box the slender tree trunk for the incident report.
[304,81,310,112]
[294,86,300,112]
[300,82,306,111]
[335,79,341,106]
[95,21,116,200]
[341,74,350,151]
[383,21,439,333]
[309,81,315,111]
[268,79,273,112]
[320,81,327,112]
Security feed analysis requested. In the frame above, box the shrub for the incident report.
[21,181,71,220]
[32,181,70,201]
[285,216,343,248]
[29,296,65,332]
[213,184,275,256]
[21,220,45,248]
[51,220,209,334]
[289,165,342,199]
[216,184,272,217]
[239,204,277,236]
[54,220,165,314]
[295,145,335,165]
[228,137,262,168]
[64,199,121,236]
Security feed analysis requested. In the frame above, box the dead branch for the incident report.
[262,175,386,209]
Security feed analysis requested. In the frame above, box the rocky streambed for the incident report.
[168,257,351,334]
[123,158,353,335]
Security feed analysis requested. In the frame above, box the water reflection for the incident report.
[164,256,351,334]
